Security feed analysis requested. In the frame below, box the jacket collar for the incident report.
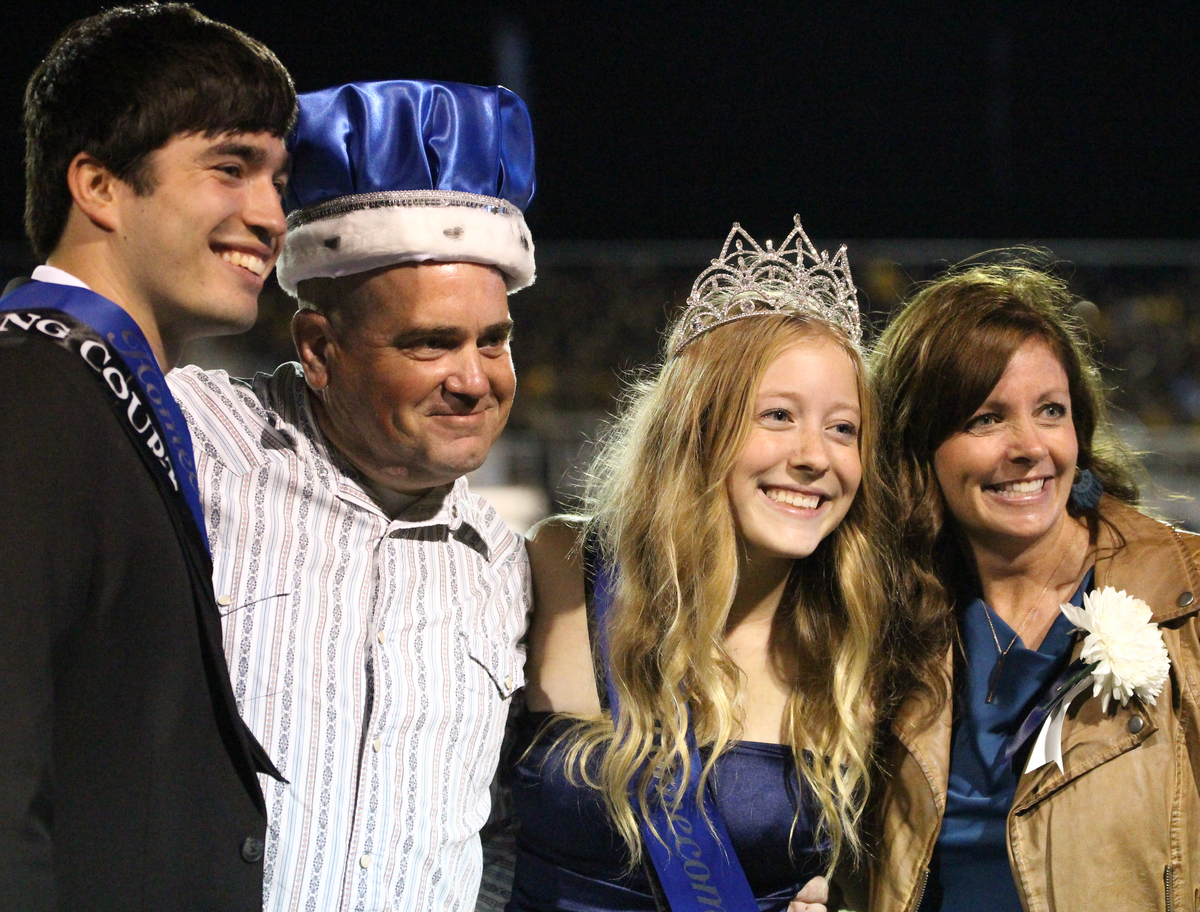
[889,496,1199,814]
[1092,496,1200,623]
[1010,497,1194,811]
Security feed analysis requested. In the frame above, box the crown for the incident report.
[668,215,861,357]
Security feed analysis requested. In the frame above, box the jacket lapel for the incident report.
[890,654,954,818]
[875,652,954,910]
[1014,498,1197,811]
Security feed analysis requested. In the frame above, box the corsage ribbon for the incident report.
[1007,586,1170,774]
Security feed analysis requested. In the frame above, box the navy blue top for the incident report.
[506,712,827,912]
[919,571,1091,912]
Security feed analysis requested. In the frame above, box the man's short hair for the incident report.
[23,2,297,261]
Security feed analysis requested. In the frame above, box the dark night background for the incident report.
[2,2,1198,250]
[5,2,1200,527]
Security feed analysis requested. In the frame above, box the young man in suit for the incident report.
[0,5,294,908]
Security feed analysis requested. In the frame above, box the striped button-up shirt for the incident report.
[168,364,530,912]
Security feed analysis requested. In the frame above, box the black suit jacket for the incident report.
[0,331,277,910]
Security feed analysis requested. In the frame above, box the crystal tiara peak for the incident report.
[668,215,861,357]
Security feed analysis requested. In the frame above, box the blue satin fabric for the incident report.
[918,572,1089,912]
[507,712,827,912]
[284,80,535,212]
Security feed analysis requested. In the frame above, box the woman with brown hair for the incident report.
[870,261,1200,912]
[504,218,892,911]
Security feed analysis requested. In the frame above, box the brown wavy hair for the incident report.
[563,311,891,875]
[870,260,1140,715]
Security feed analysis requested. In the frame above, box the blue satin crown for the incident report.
[276,80,537,294]
[284,80,535,212]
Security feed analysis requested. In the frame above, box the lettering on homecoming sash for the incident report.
[113,331,197,494]
[1,311,178,491]
[667,808,728,911]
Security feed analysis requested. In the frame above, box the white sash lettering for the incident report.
[0,310,178,491]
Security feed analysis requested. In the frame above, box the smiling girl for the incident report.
[504,218,894,912]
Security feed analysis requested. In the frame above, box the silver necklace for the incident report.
[982,546,1071,704]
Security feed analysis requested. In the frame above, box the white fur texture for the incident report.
[277,203,535,294]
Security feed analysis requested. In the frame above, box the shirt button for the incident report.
[504,674,513,690]
[240,836,264,863]
[372,737,382,752]
[1128,715,1145,734]
[451,504,459,520]
[376,630,385,644]
[1178,591,1194,608]
[359,853,372,869]
[217,594,231,607]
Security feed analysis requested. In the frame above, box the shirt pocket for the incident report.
[460,629,525,700]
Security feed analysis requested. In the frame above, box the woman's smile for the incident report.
[933,337,1078,558]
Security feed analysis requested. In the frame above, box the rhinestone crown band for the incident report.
[669,215,861,357]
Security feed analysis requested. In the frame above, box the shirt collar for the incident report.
[378,477,493,562]
[289,373,491,555]
[32,264,91,290]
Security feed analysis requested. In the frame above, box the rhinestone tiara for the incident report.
[668,215,861,357]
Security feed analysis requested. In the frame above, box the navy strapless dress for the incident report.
[506,711,828,912]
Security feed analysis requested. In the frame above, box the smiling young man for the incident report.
[0,6,295,909]
[167,80,535,912]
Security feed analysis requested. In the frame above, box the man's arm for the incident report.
[477,812,518,912]
[167,365,278,478]
[476,691,525,912]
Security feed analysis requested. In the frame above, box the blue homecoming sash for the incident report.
[592,558,759,912]
[0,280,210,552]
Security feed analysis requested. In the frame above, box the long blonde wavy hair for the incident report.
[563,312,890,875]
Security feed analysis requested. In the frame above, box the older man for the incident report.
[168,81,533,911]
[0,5,294,909]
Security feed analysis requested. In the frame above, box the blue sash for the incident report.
[592,558,760,912]
[0,280,210,552]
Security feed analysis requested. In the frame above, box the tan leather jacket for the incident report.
[871,498,1200,912]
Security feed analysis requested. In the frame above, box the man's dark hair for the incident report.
[23,3,297,260]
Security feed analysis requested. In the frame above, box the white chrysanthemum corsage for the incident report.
[1060,586,1171,712]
